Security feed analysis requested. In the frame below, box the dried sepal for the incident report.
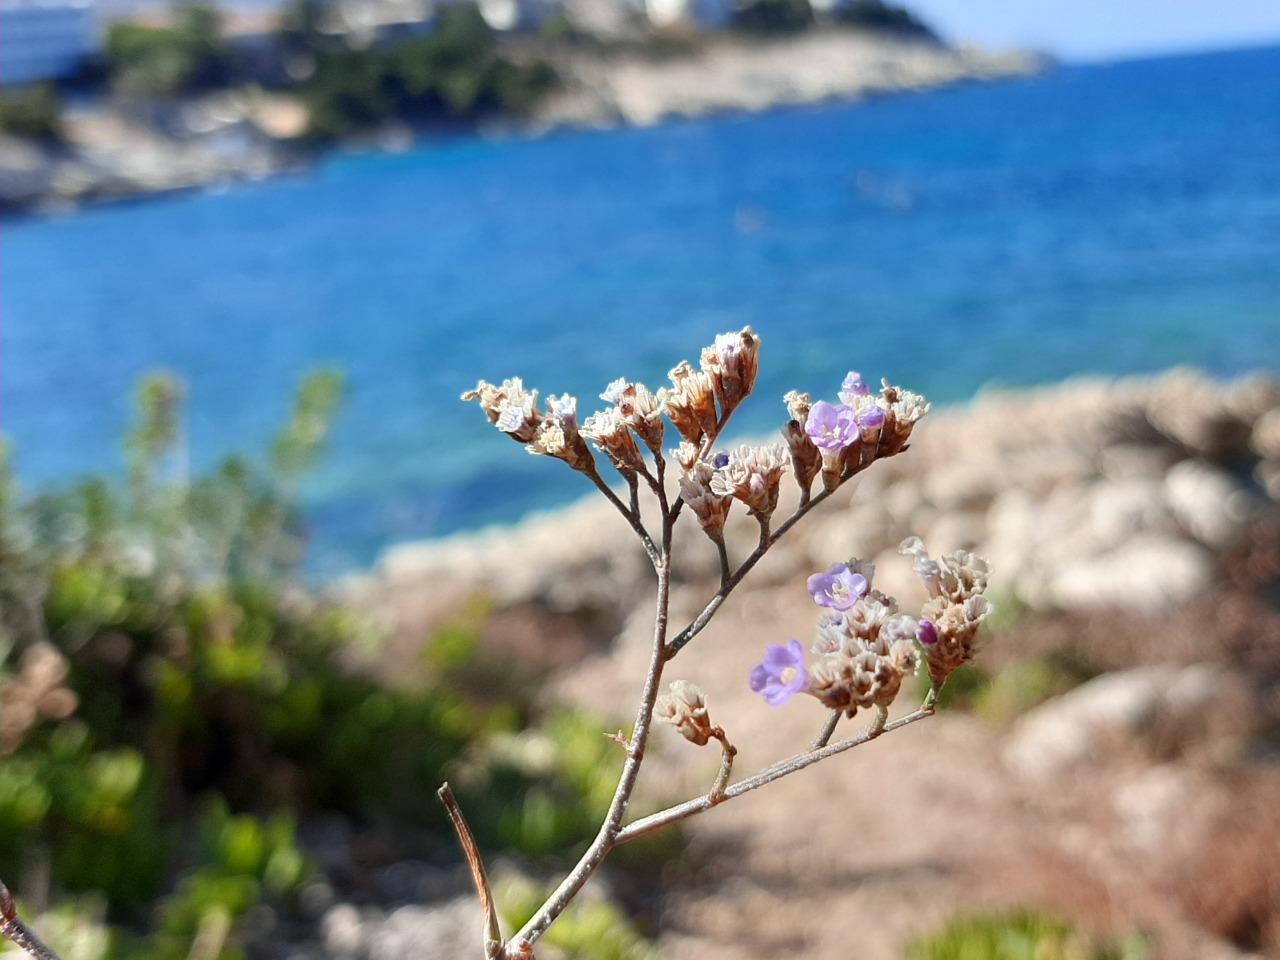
[526,394,594,472]
[581,407,648,475]
[709,443,789,520]
[700,327,761,421]
[655,680,719,746]
[678,458,732,542]
[462,377,543,442]
[602,379,665,454]
[659,361,719,446]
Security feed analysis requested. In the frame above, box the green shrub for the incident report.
[0,369,667,958]
[0,84,63,141]
[730,0,814,34]
[834,0,938,40]
[906,909,1148,960]
[105,5,235,96]
[302,3,557,140]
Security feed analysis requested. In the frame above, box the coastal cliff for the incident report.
[537,32,1044,128]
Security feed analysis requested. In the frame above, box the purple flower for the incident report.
[840,371,871,402]
[804,401,859,453]
[749,639,809,706]
[806,562,868,611]
[856,404,885,430]
[917,619,938,646]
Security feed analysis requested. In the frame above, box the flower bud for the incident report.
[655,680,717,746]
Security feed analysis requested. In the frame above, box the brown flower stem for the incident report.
[811,710,841,750]
[653,449,671,520]
[585,466,660,566]
[755,516,770,551]
[0,881,61,960]
[437,784,503,959]
[709,734,737,802]
[666,488,833,657]
[626,473,641,517]
[613,706,936,847]
[507,518,677,953]
[716,538,731,588]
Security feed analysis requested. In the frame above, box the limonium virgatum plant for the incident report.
[0,329,994,960]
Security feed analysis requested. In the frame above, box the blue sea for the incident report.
[4,44,1280,575]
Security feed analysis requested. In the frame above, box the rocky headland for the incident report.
[0,32,1043,214]
[333,368,1280,960]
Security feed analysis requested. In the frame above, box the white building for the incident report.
[643,0,730,30]
[0,0,98,86]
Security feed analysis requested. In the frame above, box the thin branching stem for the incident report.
[811,710,841,750]
[666,488,833,656]
[716,538,731,587]
[709,734,736,802]
[1,881,61,960]
[755,515,770,550]
[507,501,677,952]
[652,448,670,518]
[585,466,660,566]
[613,704,936,847]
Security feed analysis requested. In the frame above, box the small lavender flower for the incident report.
[917,619,938,646]
[804,401,860,453]
[749,639,809,706]
[806,563,868,611]
[839,371,871,403]
[856,404,886,430]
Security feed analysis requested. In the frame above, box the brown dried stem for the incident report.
[666,487,833,657]
[613,702,936,847]
[437,783,504,958]
[0,880,61,960]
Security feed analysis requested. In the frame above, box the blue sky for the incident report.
[907,0,1280,61]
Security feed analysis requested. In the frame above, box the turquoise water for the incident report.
[4,44,1279,574]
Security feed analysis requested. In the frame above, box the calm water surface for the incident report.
[4,44,1279,573]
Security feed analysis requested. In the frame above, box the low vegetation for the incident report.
[0,371,656,959]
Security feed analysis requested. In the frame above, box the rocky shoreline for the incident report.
[0,32,1044,215]
[331,367,1280,960]
[349,367,1280,626]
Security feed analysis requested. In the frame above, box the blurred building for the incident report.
[474,0,551,32]
[314,0,435,47]
[0,0,99,86]
[643,0,730,29]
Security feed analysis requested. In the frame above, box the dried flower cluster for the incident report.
[747,544,987,719]
[654,679,719,746]
[899,536,995,686]
[783,372,929,497]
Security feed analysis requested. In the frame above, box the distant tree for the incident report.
[105,3,235,96]
[834,0,938,40]
[730,0,814,34]
[301,2,557,140]
[0,84,63,141]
